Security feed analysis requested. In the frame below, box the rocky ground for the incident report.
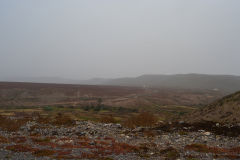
[1,117,240,160]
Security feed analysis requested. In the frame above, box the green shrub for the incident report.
[94,105,102,112]
[83,105,90,111]
[43,106,54,112]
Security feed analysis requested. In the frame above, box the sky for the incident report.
[0,0,240,80]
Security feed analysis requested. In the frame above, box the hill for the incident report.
[0,82,222,109]
[101,74,240,93]
[2,74,240,94]
[185,91,240,123]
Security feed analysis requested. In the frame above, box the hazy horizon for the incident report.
[2,73,240,84]
[1,0,240,80]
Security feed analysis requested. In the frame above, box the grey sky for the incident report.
[0,0,240,80]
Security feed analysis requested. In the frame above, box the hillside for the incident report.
[185,91,240,123]
[2,74,240,94]
[0,82,222,108]
[101,74,240,93]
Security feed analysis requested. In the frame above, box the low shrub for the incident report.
[0,115,26,132]
[123,112,158,128]
[10,136,27,143]
[0,136,8,143]
[33,149,56,157]
[52,113,75,126]
[31,137,51,143]
[185,144,210,153]
[14,112,29,118]
[160,147,180,160]
[43,106,54,112]
[100,115,116,123]
[6,145,34,152]
[36,115,51,124]
[179,130,188,135]
[185,144,240,159]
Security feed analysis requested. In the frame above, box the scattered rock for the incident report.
[203,132,211,136]
[0,118,240,160]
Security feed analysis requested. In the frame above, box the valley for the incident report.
[0,82,239,159]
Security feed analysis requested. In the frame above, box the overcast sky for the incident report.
[0,0,240,80]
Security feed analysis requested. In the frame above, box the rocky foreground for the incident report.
[1,118,240,160]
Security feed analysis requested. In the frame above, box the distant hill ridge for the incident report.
[2,74,240,93]
[101,74,240,93]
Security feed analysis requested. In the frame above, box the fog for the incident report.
[0,0,240,80]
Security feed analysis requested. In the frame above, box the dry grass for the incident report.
[52,113,75,126]
[6,144,35,152]
[123,112,158,128]
[99,115,116,123]
[6,144,55,157]
[185,144,210,153]
[185,143,240,159]
[33,149,56,157]
[160,147,180,160]
[36,113,75,126]
[31,137,51,143]
[36,115,52,124]
[10,136,27,143]
[0,135,8,143]
[0,115,26,132]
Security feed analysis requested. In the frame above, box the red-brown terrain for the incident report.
[0,82,224,108]
[1,82,240,160]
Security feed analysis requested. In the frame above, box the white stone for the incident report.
[203,132,211,136]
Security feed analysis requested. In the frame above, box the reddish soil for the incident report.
[0,82,224,107]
